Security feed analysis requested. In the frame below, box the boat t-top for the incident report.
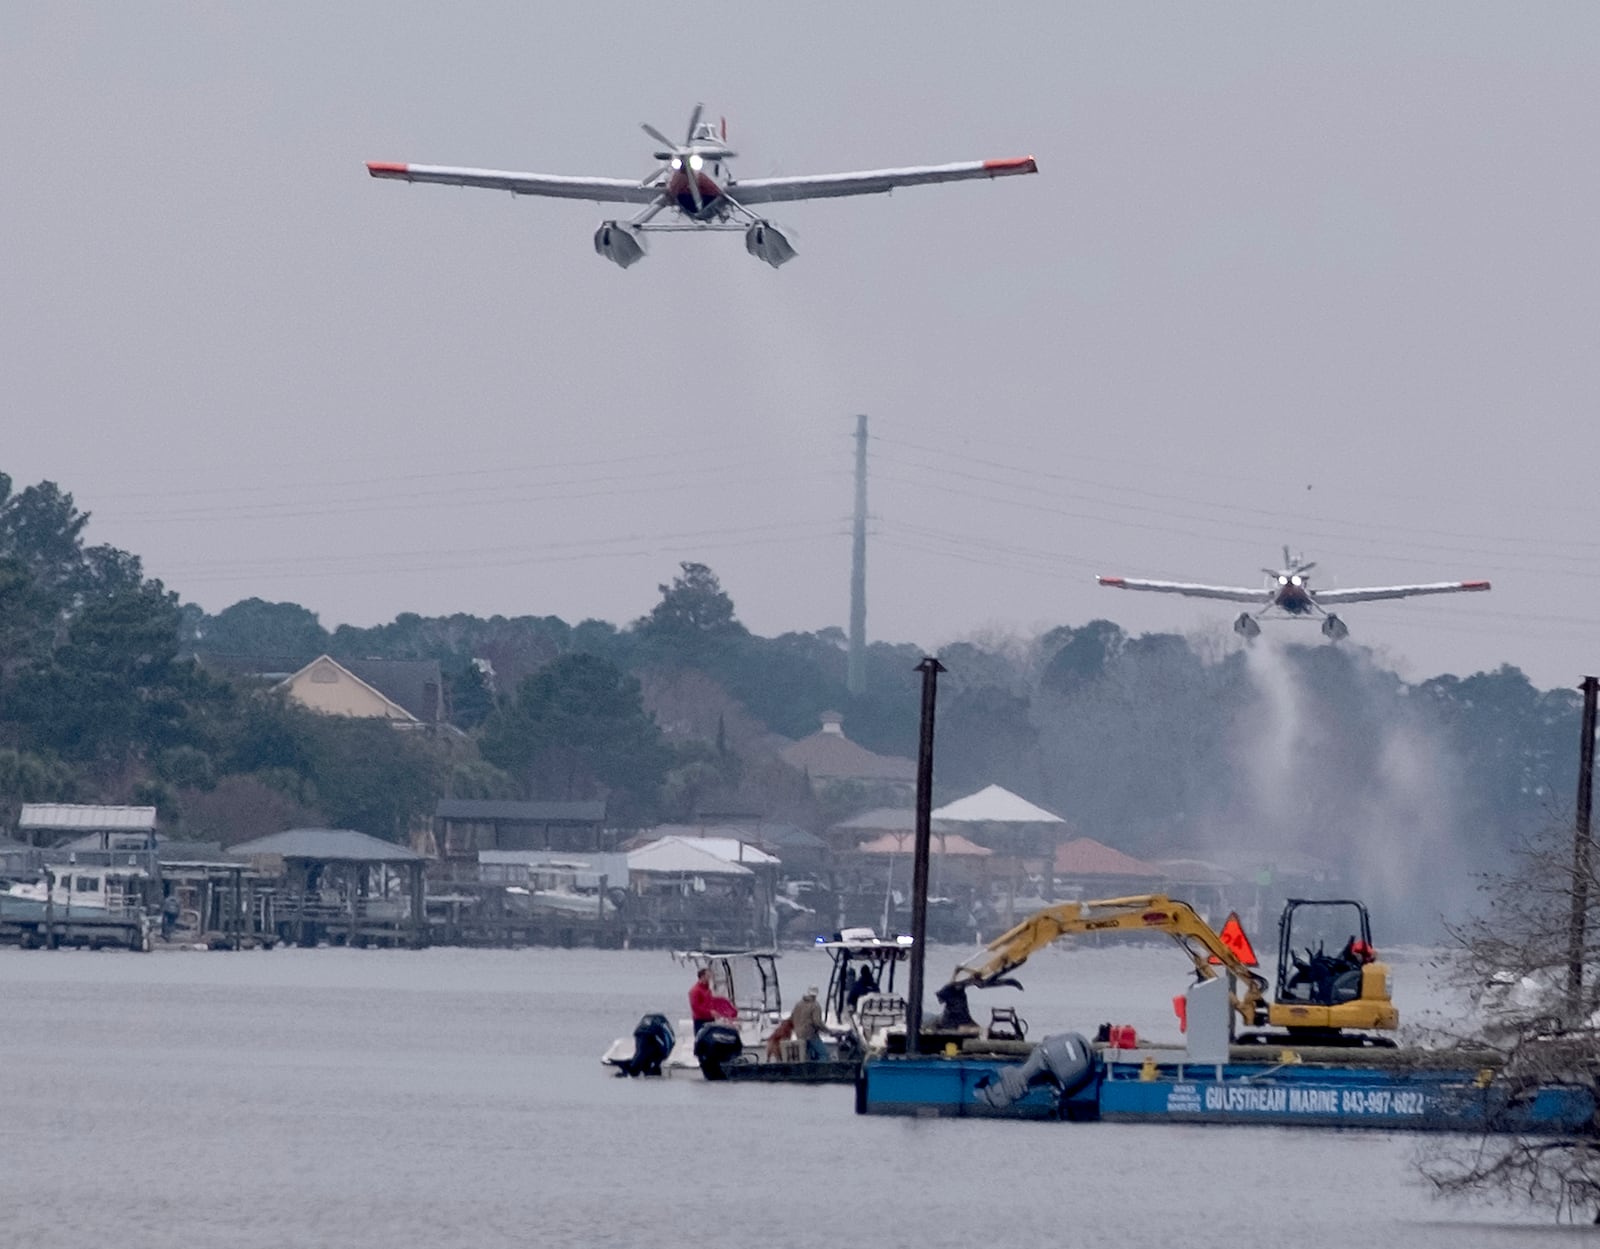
[603,929,916,1079]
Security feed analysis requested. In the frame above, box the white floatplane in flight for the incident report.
[367,104,1037,269]
[1097,548,1491,640]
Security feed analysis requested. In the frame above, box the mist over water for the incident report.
[1223,639,1472,937]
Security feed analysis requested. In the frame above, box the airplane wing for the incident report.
[367,162,661,205]
[726,156,1037,205]
[1313,580,1490,605]
[1097,576,1266,604]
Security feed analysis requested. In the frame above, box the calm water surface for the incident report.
[0,943,1581,1247]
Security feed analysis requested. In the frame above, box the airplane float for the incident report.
[1097,548,1490,641]
[367,104,1037,269]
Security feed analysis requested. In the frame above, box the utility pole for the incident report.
[903,655,946,1055]
[847,414,868,696]
[1567,675,1599,1022]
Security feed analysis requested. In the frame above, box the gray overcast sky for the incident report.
[4,4,1598,688]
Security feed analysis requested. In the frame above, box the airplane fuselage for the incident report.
[665,167,726,219]
[1272,582,1316,614]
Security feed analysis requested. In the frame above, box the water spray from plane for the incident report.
[1226,637,1470,936]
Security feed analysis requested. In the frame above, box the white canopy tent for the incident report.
[931,784,1066,826]
[930,784,1068,926]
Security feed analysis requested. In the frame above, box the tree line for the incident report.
[0,470,1582,926]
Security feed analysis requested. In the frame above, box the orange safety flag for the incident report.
[1207,912,1259,967]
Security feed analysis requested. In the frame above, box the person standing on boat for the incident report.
[689,967,737,1035]
[790,986,828,1061]
[847,965,877,1011]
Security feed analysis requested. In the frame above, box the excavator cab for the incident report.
[1268,898,1398,1040]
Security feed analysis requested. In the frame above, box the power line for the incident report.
[870,464,1600,583]
[112,465,848,526]
[870,414,1600,522]
[165,524,851,588]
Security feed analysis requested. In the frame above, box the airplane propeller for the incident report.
[641,122,676,151]
[637,104,736,209]
[1264,545,1316,580]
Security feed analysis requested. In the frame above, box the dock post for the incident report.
[904,655,946,1055]
[410,862,426,948]
[1566,674,1598,1022]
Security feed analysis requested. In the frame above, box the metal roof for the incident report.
[17,804,157,831]
[230,828,424,863]
[436,799,607,823]
[659,835,779,866]
[627,837,754,876]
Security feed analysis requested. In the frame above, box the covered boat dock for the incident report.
[231,829,427,948]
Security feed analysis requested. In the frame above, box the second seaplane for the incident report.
[1097,548,1490,640]
[367,104,1037,269]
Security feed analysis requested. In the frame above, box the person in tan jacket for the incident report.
[789,986,827,1061]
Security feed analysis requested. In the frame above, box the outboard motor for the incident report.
[975,1031,1095,1111]
[744,219,797,268]
[693,1022,744,1080]
[594,221,647,269]
[616,1013,676,1077]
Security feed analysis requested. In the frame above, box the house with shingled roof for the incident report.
[779,712,916,802]
[199,653,445,727]
[276,655,442,726]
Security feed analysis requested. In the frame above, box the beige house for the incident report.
[277,655,424,725]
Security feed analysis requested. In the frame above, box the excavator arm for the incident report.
[946,894,1271,1028]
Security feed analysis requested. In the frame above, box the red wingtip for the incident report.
[367,161,408,176]
[984,156,1038,175]
[1098,576,1125,586]
[1462,580,1491,590]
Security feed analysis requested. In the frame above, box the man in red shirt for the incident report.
[689,967,737,1035]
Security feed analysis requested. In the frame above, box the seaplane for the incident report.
[367,104,1037,269]
[1097,548,1491,640]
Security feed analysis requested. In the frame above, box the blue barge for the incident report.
[857,1045,1598,1134]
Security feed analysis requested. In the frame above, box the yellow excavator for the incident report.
[939,894,1398,1046]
